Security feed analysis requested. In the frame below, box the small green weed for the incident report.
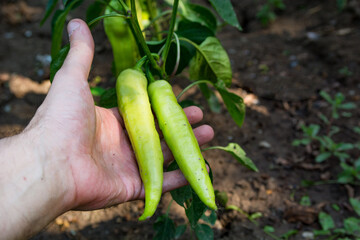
[314,199,360,239]
[293,90,359,184]
[256,0,286,26]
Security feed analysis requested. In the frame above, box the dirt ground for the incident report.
[1,0,360,239]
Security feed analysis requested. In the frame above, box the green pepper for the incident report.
[148,80,216,210]
[104,0,140,76]
[116,69,163,220]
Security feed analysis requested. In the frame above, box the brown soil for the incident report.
[1,0,360,239]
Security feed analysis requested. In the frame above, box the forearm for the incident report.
[0,129,73,239]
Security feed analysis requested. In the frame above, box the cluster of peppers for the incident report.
[104,0,216,221]
[117,68,216,220]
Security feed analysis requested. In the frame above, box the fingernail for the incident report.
[68,20,80,38]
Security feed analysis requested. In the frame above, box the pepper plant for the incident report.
[42,0,257,238]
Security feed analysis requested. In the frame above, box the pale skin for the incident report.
[0,19,214,240]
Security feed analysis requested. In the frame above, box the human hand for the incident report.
[31,19,214,210]
[0,18,214,239]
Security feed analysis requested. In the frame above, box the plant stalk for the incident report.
[129,0,163,76]
[161,0,179,75]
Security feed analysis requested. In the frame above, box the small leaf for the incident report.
[336,143,354,151]
[318,212,335,231]
[280,229,298,240]
[86,0,110,28]
[90,86,106,97]
[50,44,70,82]
[315,152,332,163]
[189,37,232,87]
[313,229,331,236]
[214,190,228,207]
[51,0,83,57]
[350,198,360,216]
[343,217,360,235]
[301,180,315,187]
[332,204,340,211]
[215,83,246,128]
[177,20,214,45]
[339,102,356,109]
[204,143,258,172]
[300,196,311,206]
[179,3,218,33]
[201,210,217,225]
[194,224,214,240]
[292,138,312,146]
[319,91,333,104]
[263,225,275,233]
[198,84,221,113]
[41,0,59,25]
[185,190,208,228]
[174,224,187,239]
[167,161,193,207]
[353,127,360,135]
[153,214,176,240]
[208,0,242,31]
[99,88,117,108]
[249,212,262,221]
[318,113,329,124]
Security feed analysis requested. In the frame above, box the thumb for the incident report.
[51,19,95,90]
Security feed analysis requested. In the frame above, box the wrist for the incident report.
[0,126,74,239]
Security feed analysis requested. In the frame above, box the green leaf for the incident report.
[315,152,332,163]
[208,0,242,31]
[214,190,228,207]
[339,102,356,110]
[153,214,176,240]
[337,0,348,12]
[198,84,221,113]
[50,44,70,82]
[194,224,214,240]
[177,20,215,45]
[185,190,208,228]
[353,127,360,135]
[320,91,333,104]
[318,113,330,124]
[98,88,117,108]
[204,143,257,172]
[292,138,312,146]
[300,196,311,206]
[40,0,59,25]
[336,143,354,151]
[86,0,110,28]
[201,210,217,225]
[174,224,187,239]
[51,0,83,57]
[280,229,298,240]
[318,212,335,231]
[167,161,193,207]
[215,82,245,128]
[313,229,331,236]
[350,198,360,216]
[332,204,340,211]
[189,37,232,87]
[301,180,315,187]
[343,217,360,235]
[179,3,218,33]
[90,86,106,97]
[263,225,275,233]
[302,124,320,138]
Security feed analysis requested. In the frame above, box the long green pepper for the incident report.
[116,69,164,220]
[148,80,217,210]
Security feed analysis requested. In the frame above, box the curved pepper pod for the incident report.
[148,80,216,210]
[116,69,164,220]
